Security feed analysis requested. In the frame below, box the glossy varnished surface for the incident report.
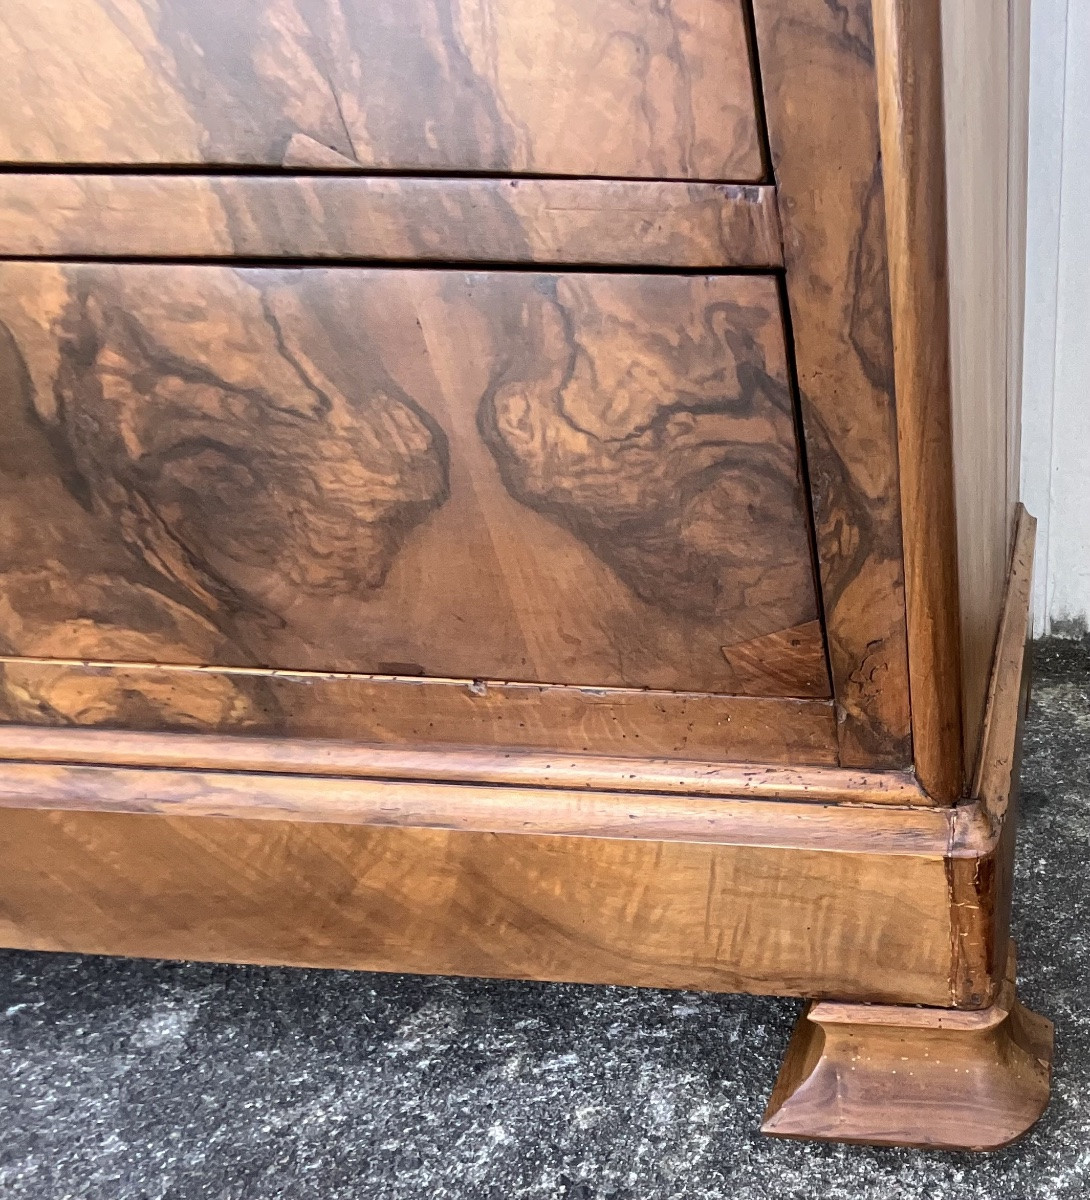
[0,175,783,268]
[0,0,763,181]
[0,263,827,704]
[752,0,913,768]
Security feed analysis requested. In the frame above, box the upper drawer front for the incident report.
[0,0,764,180]
[0,263,825,699]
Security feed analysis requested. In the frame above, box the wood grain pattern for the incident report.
[940,0,1029,771]
[0,175,784,269]
[751,0,912,769]
[0,766,962,1005]
[0,0,763,181]
[0,527,1034,1012]
[0,262,827,704]
[0,759,953,848]
[0,724,929,806]
[763,947,1052,1149]
[948,506,1035,1007]
[872,0,964,802]
[0,661,840,765]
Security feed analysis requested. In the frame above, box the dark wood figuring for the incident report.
[0,509,1041,1129]
[0,0,763,181]
[0,761,966,1006]
[0,662,840,765]
[873,0,965,802]
[0,0,1044,1154]
[0,175,784,269]
[751,0,913,770]
[0,263,826,701]
[763,948,1052,1149]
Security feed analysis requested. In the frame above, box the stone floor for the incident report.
[1,639,1088,1200]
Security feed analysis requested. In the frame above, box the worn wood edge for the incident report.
[872,0,965,803]
[971,504,1036,819]
[946,505,1035,1006]
[0,759,952,855]
[0,725,930,807]
[0,174,784,268]
[0,800,955,1002]
[762,944,1053,1150]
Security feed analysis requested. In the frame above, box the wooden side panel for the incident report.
[1008,0,1031,522]
[0,779,955,1004]
[0,662,840,765]
[0,0,763,181]
[0,175,783,268]
[751,0,912,768]
[0,263,827,700]
[940,0,1029,770]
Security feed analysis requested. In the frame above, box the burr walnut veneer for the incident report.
[0,0,1047,1150]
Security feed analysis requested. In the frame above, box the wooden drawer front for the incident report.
[0,0,763,181]
[0,264,826,700]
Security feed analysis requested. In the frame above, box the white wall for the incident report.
[1021,0,1090,637]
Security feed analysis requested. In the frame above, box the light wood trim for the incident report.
[0,761,950,852]
[0,174,784,269]
[948,505,1035,1006]
[973,505,1036,819]
[0,726,930,807]
[872,0,965,803]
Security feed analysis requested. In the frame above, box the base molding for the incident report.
[762,948,1053,1150]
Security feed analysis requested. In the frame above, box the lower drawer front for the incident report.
[0,263,827,707]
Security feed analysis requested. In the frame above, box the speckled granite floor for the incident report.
[1,638,1088,1200]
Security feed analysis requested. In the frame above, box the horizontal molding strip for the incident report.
[0,174,783,269]
[0,757,948,852]
[0,725,931,808]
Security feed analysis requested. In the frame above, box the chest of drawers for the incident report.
[0,0,1047,1149]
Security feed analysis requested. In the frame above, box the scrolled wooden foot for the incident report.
[762,949,1052,1150]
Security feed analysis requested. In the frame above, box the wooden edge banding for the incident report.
[946,505,1035,1006]
[762,944,1053,1150]
[0,174,784,269]
[872,0,965,803]
[0,725,930,807]
[0,760,952,854]
[973,505,1036,818]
